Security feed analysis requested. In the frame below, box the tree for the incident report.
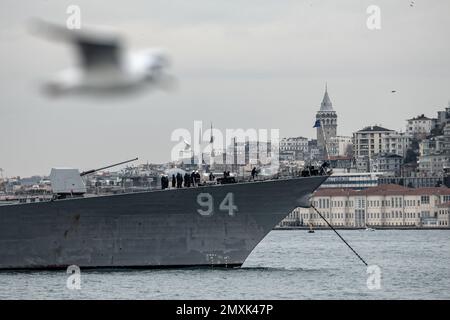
[404,148,418,164]
[404,138,420,164]
[430,124,444,137]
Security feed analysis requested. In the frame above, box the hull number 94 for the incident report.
[197,192,238,217]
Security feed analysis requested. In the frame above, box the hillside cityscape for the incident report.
[2,86,450,228]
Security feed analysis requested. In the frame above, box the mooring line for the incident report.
[310,204,368,266]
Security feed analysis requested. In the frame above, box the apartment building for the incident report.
[353,126,395,157]
[406,114,436,138]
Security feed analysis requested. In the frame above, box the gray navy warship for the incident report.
[0,164,329,269]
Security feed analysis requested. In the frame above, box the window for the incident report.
[421,196,430,204]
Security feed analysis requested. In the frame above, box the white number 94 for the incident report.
[197,192,238,217]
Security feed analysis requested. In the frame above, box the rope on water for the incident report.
[310,204,368,266]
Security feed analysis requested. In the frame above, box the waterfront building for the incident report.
[378,176,443,188]
[307,139,321,160]
[416,123,450,177]
[328,156,353,170]
[437,202,450,227]
[283,184,450,228]
[436,103,450,128]
[280,137,308,160]
[417,153,450,177]
[355,155,370,172]
[381,131,412,158]
[279,150,295,161]
[370,153,403,176]
[353,125,395,158]
[319,171,383,189]
[406,114,436,139]
[223,140,273,166]
[328,136,353,157]
[443,123,450,152]
[419,136,446,156]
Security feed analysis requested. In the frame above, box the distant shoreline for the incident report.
[274,226,450,231]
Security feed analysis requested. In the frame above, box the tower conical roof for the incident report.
[320,84,333,111]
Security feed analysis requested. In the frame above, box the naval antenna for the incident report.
[310,204,368,266]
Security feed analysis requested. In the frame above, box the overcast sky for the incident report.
[0,0,449,177]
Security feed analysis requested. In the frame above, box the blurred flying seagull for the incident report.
[30,19,173,97]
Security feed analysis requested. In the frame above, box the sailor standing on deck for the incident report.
[171,174,176,188]
[195,171,201,185]
[176,173,183,188]
[191,171,196,187]
[184,172,190,187]
[162,175,169,189]
[251,167,257,180]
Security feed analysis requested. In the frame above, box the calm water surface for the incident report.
[0,230,449,299]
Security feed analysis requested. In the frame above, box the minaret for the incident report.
[316,83,337,156]
[210,122,215,158]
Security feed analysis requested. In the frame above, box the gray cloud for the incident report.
[0,0,449,176]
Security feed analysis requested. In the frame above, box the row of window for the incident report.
[368,211,426,219]
[303,221,424,226]
[315,196,437,209]
[298,211,431,220]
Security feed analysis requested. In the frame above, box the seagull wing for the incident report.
[31,19,123,71]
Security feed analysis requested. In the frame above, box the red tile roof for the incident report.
[314,184,450,197]
[329,156,353,160]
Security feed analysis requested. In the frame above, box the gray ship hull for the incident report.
[0,176,327,269]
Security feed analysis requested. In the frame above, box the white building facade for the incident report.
[328,136,353,157]
[381,131,412,157]
[280,137,308,160]
[406,114,435,138]
[353,126,395,158]
[282,184,450,228]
